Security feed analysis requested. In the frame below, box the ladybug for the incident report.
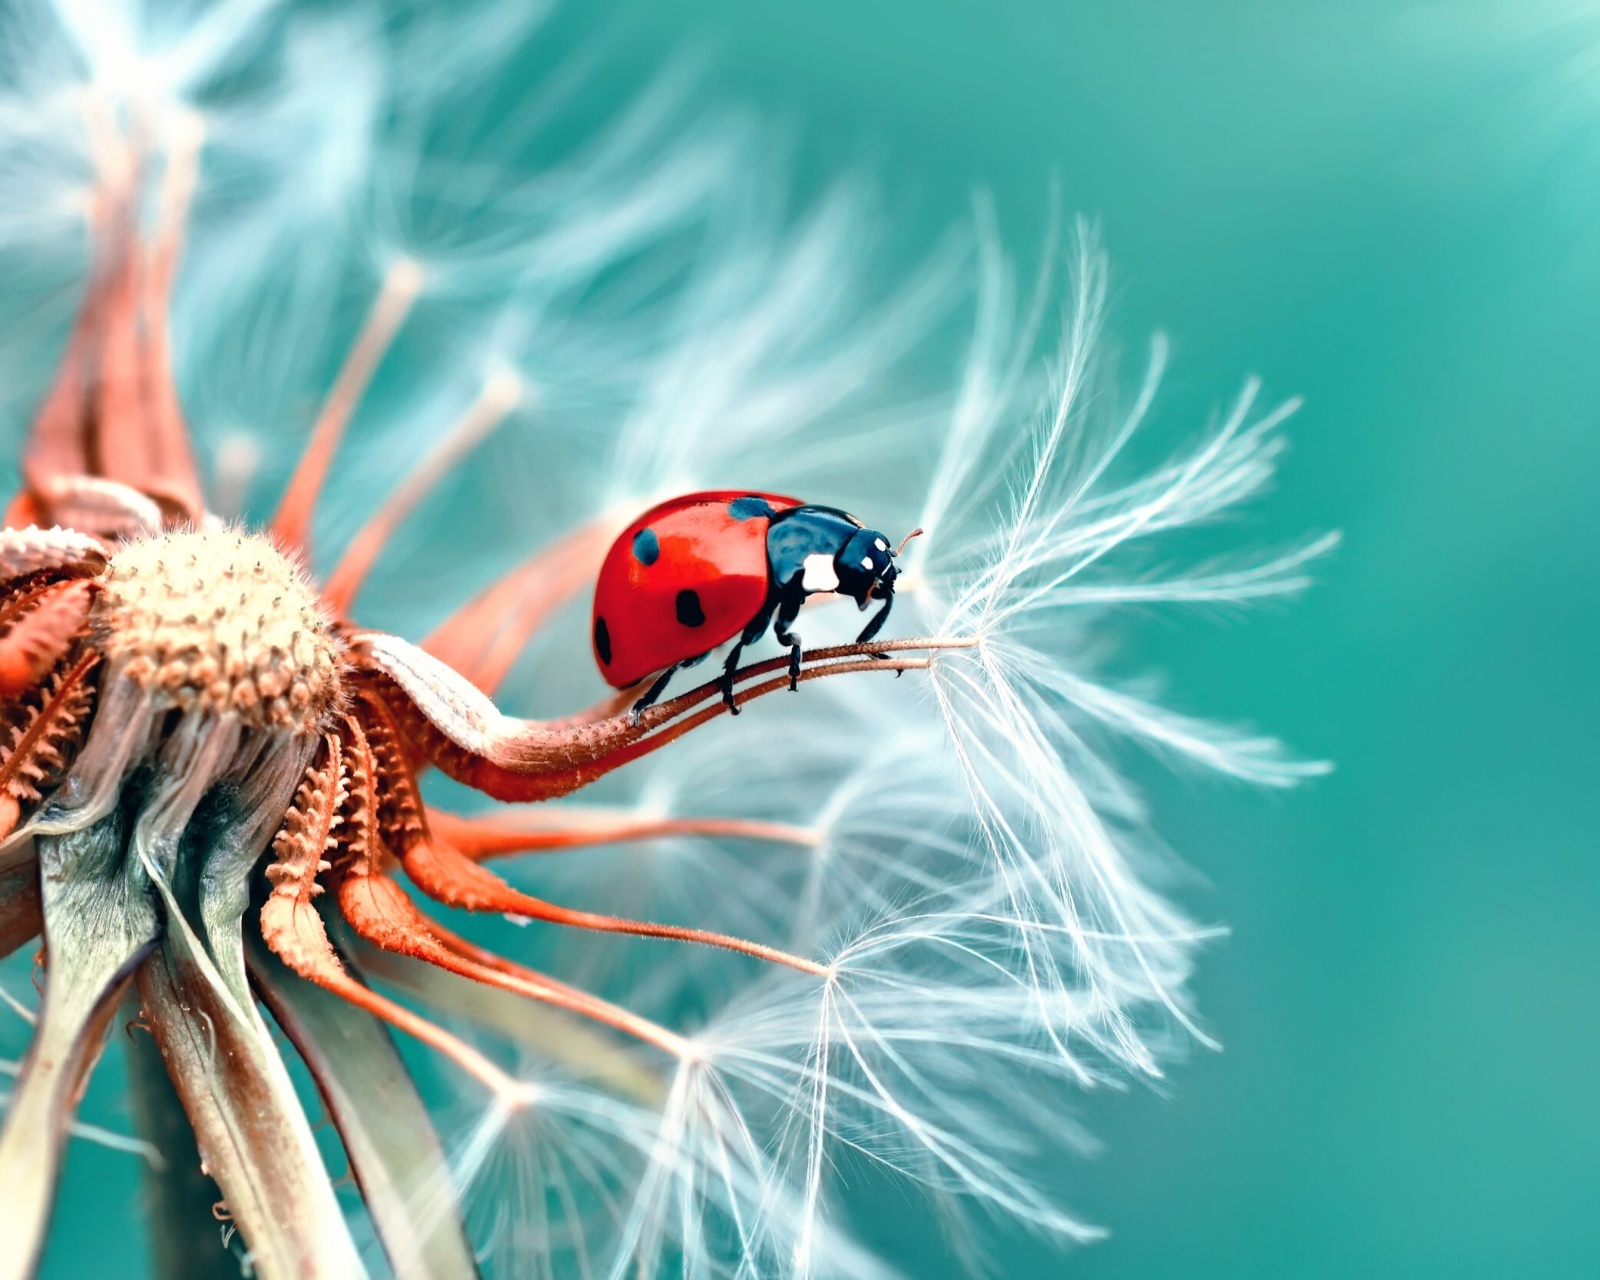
[592,490,915,718]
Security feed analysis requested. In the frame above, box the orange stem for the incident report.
[400,834,826,975]
[271,260,425,553]
[425,807,819,859]
[334,868,691,1057]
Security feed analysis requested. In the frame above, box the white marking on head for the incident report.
[801,553,839,593]
[874,538,888,551]
[860,556,874,570]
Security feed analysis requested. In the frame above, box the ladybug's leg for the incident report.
[630,662,684,725]
[854,593,895,656]
[719,601,779,714]
[630,653,709,723]
[717,646,744,714]
[773,590,806,692]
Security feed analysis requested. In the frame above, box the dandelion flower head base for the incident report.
[92,529,342,733]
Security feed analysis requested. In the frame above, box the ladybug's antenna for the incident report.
[892,528,924,558]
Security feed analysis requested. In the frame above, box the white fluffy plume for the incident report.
[0,2,1333,1277]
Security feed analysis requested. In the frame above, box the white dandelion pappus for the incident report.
[0,1,1332,1278]
[446,232,1334,1275]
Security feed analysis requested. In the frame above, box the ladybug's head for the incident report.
[834,526,899,609]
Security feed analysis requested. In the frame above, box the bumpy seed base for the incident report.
[93,529,342,732]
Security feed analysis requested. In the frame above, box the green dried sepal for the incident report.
[132,774,360,1280]
[135,912,369,1280]
[123,1001,244,1280]
[248,928,482,1280]
[0,813,159,1280]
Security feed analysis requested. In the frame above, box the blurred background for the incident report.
[519,2,1600,1275]
[28,0,1600,1276]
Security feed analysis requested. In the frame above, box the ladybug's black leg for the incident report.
[773,590,805,692]
[719,601,779,714]
[854,592,895,659]
[718,644,744,715]
[630,663,683,726]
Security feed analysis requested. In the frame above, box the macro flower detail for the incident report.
[0,5,1334,1279]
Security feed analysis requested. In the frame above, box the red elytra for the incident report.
[592,490,801,689]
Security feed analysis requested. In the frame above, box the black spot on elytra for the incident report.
[593,615,612,665]
[675,589,706,628]
[631,528,660,565]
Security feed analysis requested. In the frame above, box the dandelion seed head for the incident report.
[93,527,341,730]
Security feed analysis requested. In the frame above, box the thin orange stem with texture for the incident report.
[625,656,933,762]
[21,117,138,499]
[426,807,819,860]
[257,904,523,1100]
[420,917,693,1058]
[128,113,207,521]
[334,868,692,1057]
[259,730,525,1100]
[387,635,951,804]
[625,635,978,733]
[322,372,522,615]
[419,656,929,804]
[400,834,826,975]
[271,259,425,552]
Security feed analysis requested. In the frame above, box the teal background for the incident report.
[23,1,1599,1276]
[601,2,1600,1275]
